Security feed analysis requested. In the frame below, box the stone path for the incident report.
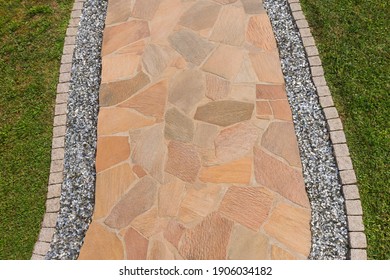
[78,0,311,260]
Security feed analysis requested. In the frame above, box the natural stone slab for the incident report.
[164,107,194,143]
[159,179,186,217]
[261,122,301,167]
[342,185,360,200]
[249,52,284,83]
[142,44,175,77]
[132,124,166,183]
[205,74,230,100]
[94,163,135,219]
[230,84,256,102]
[147,237,174,260]
[193,123,219,148]
[38,228,55,243]
[212,0,238,4]
[95,136,130,172]
[254,148,309,207]
[165,141,201,183]
[350,249,367,260]
[228,224,269,259]
[102,53,140,83]
[246,15,277,51]
[164,220,185,249]
[100,71,150,107]
[124,227,149,260]
[169,30,214,66]
[178,1,221,31]
[168,69,205,114]
[179,212,234,260]
[105,0,132,25]
[78,222,123,259]
[199,157,252,184]
[219,185,274,231]
[105,176,158,229]
[271,245,298,260]
[210,6,246,46]
[256,101,272,119]
[234,54,259,83]
[33,242,50,256]
[256,84,287,100]
[269,100,293,121]
[118,80,168,122]
[349,232,367,248]
[345,200,363,215]
[241,0,265,14]
[264,202,311,256]
[347,215,365,232]
[131,208,168,238]
[132,0,161,20]
[194,100,254,127]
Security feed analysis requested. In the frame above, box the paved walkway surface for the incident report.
[78,0,311,260]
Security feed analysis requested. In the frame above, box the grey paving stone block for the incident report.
[60,63,72,73]
[290,3,302,11]
[56,83,69,93]
[299,28,312,38]
[327,118,343,131]
[340,170,357,185]
[311,66,324,76]
[303,36,315,47]
[56,93,69,104]
[330,130,347,144]
[292,11,305,20]
[33,241,50,256]
[54,114,66,126]
[319,95,334,108]
[333,144,350,157]
[46,198,60,213]
[71,9,82,18]
[66,27,78,36]
[31,254,45,260]
[323,107,339,119]
[47,184,61,199]
[54,104,67,116]
[73,2,84,10]
[50,159,64,173]
[288,0,300,3]
[336,156,353,171]
[342,185,360,200]
[61,54,72,64]
[51,148,65,160]
[314,76,327,87]
[306,46,319,56]
[345,200,363,215]
[347,216,365,232]
[68,17,81,27]
[49,172,63,185]
[64,36,76,45]
[296,19,309,29]
[350,249,367,260]
[59,72,71,83]
[38,228,56,242]
[52,137,65,149]
[63,45,75,55]
[53,125,66,138]
[349,232,367,248]
[308,56,322,66]
[42,212,58,228]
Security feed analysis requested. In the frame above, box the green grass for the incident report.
[0,0,73,259]
[300,0,389,259]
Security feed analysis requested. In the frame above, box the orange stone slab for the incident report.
[95,136,130,172]
[124,227,149,260]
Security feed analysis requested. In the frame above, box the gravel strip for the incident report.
[46,0,108,260]
[263,0,349,259]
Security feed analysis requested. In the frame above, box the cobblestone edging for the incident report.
[31,0,85,260]
[287,0,367,259]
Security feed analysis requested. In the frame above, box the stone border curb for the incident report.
[31,0,85,260]
[287,0,367,260]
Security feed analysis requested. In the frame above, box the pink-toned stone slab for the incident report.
[269,100,293,121]
[193,122,219,148]
[142,44,176,77]
[254,148,309,207]
[164,107,195,143]
[105,176,158,229]
[147,237,175,260]
[249,52,284,83]
[212,0,238,4]
[132,0,161,20]
[271,245,299,260]
[241,0,265,14]
[246,15,277,51]
[234,54,259,83]
[159,179,186,217]
[105,0,132,25]
[178,1,221,31]
[95,136,130,172]
[118,80,168,122]
[256,101,273,119]
[164,220,185,249]
[256,84,287,100]
[205,73,230,100]
[229,85,256,102]
[219,186,274,230]
[124,227,149,260]
[264,202,311,257]
[78,222,123,260]
[101,53,140,83]
[179,212,234,260]
[165,141,201,183]
[131,208,169,238]
[133,165,147,178]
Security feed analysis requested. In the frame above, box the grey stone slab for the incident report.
[308,56,322,66]
[46,198,60,213]
[38,228,56,242]
[336,156,353,170]
[54,104,67,116]
[33,241,50,256]
[323,107,339,119]
[55,93,69,104]
[350,249,367,260]
[51,148,64,160]
[347,216,365,232]
[311,66,324,76]
[340,170,357,185]
[49,172,63,185]
[342,185,360,200]
[42,213,58,228]
[330,130,347,144]
[349,232,367,248]
[52,137,65,149]
[56,83,70,94]
[333,144,350,157]
[306,45,319,56]
[327,118,343,131]
[345,200,363,215]
[47,184,61,199]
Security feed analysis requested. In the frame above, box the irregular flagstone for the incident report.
[142,44,176,77]
[256,101,273,119]
[168,29,214,66]
[199,157,252,184]
[249,52,284,83]
[210,5,246,46]
[177,205,203,225]
[119,80,168,122]
[228,224,269,260]
[178,1,221,31]
[180,185,226,217]
[219,186,274,230]
[132,0,161,20]
[165,141,201,183]
[132,165,147,178]
[202,44,245,80]
[105,0,132,25]
[212,0,238,4]
[95,136,130,172]
[124,227,149,260]
[100,71,150,107]
[78,222,123,260]
[164,220,185,249]
[271,245,299,260]
[117,40,146,55]
[131,208,169,238]
[147,236,175,260]
[102,20,150,56]
[97,107,155,135]
[168,69,205,114]
[95,163,135,219]
[132,124,166,183]
[193,122,219,148]
[105,176,158,229]
[269,100,293,121]
[215,121,260,162]
[194,100,254,127]
[179,212,234,260]
[164,107,195,143]
[256,84,287,100]
[241,0,265,14]
[158,179,186,217]
[229,84,256,102]
[246,15,277,51]
[102,53,140,83]
[205,74,230,100]
[264,202,311,257]
[261,122,301,167]
[253,147,309,207]
[234,54,259,83]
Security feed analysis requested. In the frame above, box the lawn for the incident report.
[300,0,389,259]
[0,0,73,259]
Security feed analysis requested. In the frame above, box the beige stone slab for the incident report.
[124,227,149,260]
[249,52,284,83]
[246,15,277,51]
[105,0,132,25]
[131,208,169,238]
[229,84,256,102]
[142,44,176,77]
[178,1,221,31]
[102,53,140,83]
[205,73,230,100]
[164,107,195,143]
[159,179,186,217]
[132,0,161,20]
[95,136,130,172]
